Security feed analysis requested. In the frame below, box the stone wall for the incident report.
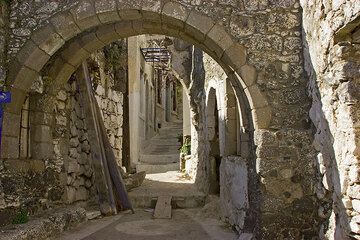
[0,1,8,88]
[0,44,126,225]
[94,85,124,166]
[2,0,325,237]
[61,83,95,204]
[302,0,360,238]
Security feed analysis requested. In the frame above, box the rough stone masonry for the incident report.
[0,0,358,239]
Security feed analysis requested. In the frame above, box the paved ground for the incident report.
[128,171,206,208]
[57,208,237,240]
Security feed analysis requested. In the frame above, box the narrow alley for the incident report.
[0,1,359,239]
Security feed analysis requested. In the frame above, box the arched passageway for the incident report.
[0,1,320,238]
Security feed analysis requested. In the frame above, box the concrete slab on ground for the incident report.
[154,196,172,219]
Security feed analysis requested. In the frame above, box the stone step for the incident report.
[136,162,179,173]
[139,154,179,164]
[129,194,206,209]
[153,196,172,219]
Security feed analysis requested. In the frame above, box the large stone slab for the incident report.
[154,196,172,219]
[220,156,248,231]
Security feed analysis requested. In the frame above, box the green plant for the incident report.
[180,143,191,155]
[12,209,29,224]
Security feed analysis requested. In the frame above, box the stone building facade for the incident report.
[0,0,358,239]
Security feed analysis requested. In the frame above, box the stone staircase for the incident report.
[136,121,183,173]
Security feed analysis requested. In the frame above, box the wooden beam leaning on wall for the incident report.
[76,61,133,215]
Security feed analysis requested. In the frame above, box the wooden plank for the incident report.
[154,196,172,219]
[95,101,133,212]
[76,63,116,215]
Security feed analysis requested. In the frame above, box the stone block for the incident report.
[61,40,89,68]
[162,2,190,29]
[70,0,100,30]
[66,186,76,203]
[4,159,30,173]
[238,64,257,88]
[349,165,360,183]
[119,10,142,20]
[141,0,162,21]
[3,88,26,115]
[221,43,247,70]
[2,112,21,137]
[220,156,248,230]
[31,25,65,56]
[185,11,215,42]
[205,24,234,59]
[50,11,82,40]
[350,220,360,234]
[68,161,80,173]
[29,160,46,173]
[95,0,120,24]
[0,136,19,159]
[353,199,360,212]
[79,32,105,53]
[114,21,136,38]
[348,185,360,199]
[16,40,50,72]
[254,129,278,146]
[251,106,272,130]
[12,65,40,92]
[31,142,54,160]
[33,125,52,143]
[244,85,268,109]
[95,24,119,44]
[75,187,88,201]
[48,64,76,94]
[70,137,80,148]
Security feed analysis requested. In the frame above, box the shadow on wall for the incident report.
[303,34,351,239]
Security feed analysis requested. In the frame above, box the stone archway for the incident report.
[1,1,320,238]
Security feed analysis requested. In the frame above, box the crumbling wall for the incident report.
[302,1,360,238]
